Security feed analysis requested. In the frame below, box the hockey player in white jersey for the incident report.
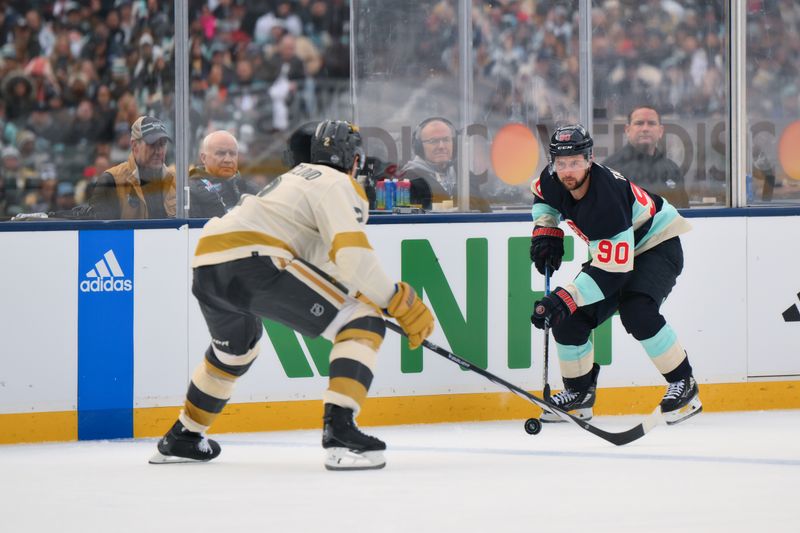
[149,120,435,470]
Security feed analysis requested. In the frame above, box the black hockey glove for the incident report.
[530,226,565,276]
[531,287,577,329]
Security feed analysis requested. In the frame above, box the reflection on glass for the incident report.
[473,1,581,211]
[746,2,800,205]
[594,0,728,208]
[1,1,797,220]
[185,0,352,218]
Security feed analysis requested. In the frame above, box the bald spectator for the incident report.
[88,115,176,219]
[188,130,258,219]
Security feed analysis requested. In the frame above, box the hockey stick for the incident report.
[542,266,551,401]
[385,320,664,446]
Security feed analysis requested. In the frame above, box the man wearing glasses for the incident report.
[400,116,490,212]
[528,124,701,426]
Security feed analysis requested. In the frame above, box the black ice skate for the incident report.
[541,364,599,422]
[660,376,702,425]
[149,420,221,464]
[322,404,386,471]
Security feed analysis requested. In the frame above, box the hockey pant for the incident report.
[551,237,692,389]
[180,255,385,433]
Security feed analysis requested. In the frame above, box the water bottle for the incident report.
[376,180,386,210]
[398,179,410,206]
[385,179,395,211]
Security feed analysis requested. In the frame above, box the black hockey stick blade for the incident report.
[386,320,664,446]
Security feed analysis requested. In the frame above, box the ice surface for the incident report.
[1,410,798,533]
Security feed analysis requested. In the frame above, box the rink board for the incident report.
[1,215,799,443]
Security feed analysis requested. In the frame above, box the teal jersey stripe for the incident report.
[589,226,634,252]
[636,203,680,250]
[631,196,651,222]
[531,202,560,225]
[555,340,593,362]
[573,271,605,305]
[640,324,677,358]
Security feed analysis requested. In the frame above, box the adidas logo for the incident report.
[79,249,133,293]
[783,292,800,322]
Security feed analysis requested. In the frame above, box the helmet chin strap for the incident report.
[348,156,360,178]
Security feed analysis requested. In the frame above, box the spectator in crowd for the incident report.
[0,145,27,215]
[2,69,35,121]
[188,129,258,218]
[0,98,18,145]
[67,98,102,147]
[54,180,76,211]
[87,115,175,219]
[602,105,689,208]
[264,32,305,131]
[401,116,490,212]
[23,169,56,214]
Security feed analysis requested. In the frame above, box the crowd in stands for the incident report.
[419,0,798,204]
[0,0,350,218]
[0,0,798,218]
[468,0,794,124]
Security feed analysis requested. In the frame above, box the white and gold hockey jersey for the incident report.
[192,163,396,308]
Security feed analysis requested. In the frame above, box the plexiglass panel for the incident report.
[472,0,581,211]
[352,0,582,213]
[746,1,800,205]
[185,0,352,218]
[0,2,176,220]
[351,1,475,212]
[591,0,729,208]
[1,0,798,222]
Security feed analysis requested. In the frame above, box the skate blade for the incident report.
[541,407,593,423]
[148,451,213,464]
[324,448,386,471]
[664,397,703,425]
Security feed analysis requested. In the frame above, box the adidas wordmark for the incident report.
[79,250,133,293]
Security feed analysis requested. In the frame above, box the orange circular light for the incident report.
[491,123,539,185]
[778,120,800,181]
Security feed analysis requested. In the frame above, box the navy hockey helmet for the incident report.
[282,121,318,167]
[310,120,365,173]
[548,124,593,166]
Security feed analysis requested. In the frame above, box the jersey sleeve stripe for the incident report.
[635,204,684,250]
[568,273,605,306]
[531,201,560,227]
[195,230,298,258]
[349,178,369,202]
[328,231,372,262]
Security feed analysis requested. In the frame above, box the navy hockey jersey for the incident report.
[530,163,691,308]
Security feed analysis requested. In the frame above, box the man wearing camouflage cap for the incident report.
[88,115,176,219]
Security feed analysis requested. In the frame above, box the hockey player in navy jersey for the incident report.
[149,120,434,470]
[529,124,702,425]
